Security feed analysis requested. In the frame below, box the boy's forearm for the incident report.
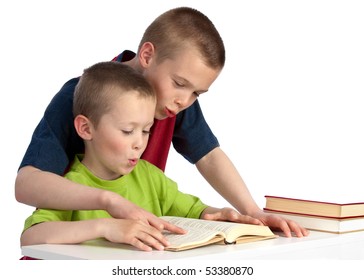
[20,219,104,246]
[196,147,261,216]
[15,166,107,211]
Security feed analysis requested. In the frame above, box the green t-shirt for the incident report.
[23,155,208,231]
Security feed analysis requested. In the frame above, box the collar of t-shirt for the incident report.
[112,50,136,62]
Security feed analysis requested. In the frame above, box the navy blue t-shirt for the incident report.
[19,51,219,175]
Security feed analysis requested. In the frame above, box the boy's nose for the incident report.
[174,95,195,111]
[132,134,144,150]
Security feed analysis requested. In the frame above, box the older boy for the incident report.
[16,7,308,238]
[21,62,262,251]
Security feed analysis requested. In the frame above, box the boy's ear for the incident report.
[74,115,93,140]
[138,42,155,68]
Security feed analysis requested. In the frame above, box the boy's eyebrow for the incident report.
[119,120,154,126]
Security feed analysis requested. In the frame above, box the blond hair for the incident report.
[73,62,155,127]
[138,7,225,70]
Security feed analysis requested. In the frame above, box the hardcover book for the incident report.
[264,195,364,218]
[264,209,364,233]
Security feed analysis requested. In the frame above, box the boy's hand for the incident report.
[101,218,173,251]
[201,207,263,225]
[103,191,186,235]
[202,207,309,238]
[251,210,309,238]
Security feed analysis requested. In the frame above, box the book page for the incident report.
[163,227,224,249]
[161,217,226,249]
[162,216,239,233]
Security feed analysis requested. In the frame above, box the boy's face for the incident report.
[143,48,221,120]
[83,91,155,180]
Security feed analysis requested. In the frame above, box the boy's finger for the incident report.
[234,215,263,225]
[148,217,186,234]
[161,221,187,234]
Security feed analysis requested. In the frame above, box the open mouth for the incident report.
[128,159,138,166]
[164,107,176,118]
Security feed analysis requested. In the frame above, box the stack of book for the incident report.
[264,195,364,234]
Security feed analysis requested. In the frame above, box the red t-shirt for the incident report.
[141,116,176,171]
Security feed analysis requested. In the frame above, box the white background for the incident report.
[1,0,363,275]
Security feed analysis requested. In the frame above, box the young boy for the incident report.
[15,7,308,238]
[21,62,262,252]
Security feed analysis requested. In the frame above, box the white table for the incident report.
[21,230,364,260]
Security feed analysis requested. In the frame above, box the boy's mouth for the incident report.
[164,107,176,118]
[128,159,138,166]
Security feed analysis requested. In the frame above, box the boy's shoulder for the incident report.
[136,159,163,174]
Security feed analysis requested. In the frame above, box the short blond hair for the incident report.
[73,62,155,127]
[138,7,225,70]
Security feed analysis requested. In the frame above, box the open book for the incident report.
[161,216,277,251]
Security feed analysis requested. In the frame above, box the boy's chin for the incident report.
[154,114,168,120]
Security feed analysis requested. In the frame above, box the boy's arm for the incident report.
[15,166,184,234]
[16,166,108,210]
[196,147,309,237]
[200,206,262,225]
[21,218,170,251]
[21,220,103,246]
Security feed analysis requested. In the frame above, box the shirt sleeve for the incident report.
[19,78,84,175]
[173,100,219,164]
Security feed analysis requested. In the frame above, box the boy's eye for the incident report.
[174,80,185,87]
[122,130,133,135]
[143,130,151,135]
